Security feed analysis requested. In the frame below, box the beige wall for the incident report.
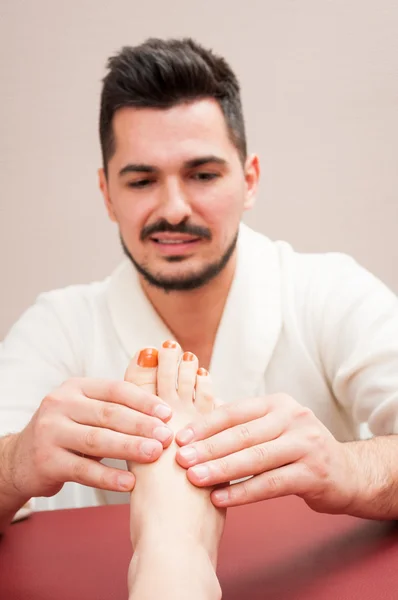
[1,0,398,339]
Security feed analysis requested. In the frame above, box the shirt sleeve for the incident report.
[0,290,88,437]
[314,254,398,436]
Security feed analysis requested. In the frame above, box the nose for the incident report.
[157,179,193,225]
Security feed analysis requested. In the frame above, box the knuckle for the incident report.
[84,427,100,451]
[237,424,252,446]
[98,403,117,428]
[72,460,88,483]
[202,439,217,459]
[217,457,230,476]
[252,444,268,463]
[266,473,282,495]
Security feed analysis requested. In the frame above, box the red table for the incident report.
[1,496,398,599]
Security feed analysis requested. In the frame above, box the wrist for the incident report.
[0,434,29,504]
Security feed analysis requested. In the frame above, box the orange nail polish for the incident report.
[197,367,208,376]
[162,340,177,349]
[137,348,158,368]
[183,352,196,362]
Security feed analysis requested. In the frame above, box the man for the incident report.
[1,37,398,533]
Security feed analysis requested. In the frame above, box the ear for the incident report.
[243,154,260,211]
[98,168,117,222]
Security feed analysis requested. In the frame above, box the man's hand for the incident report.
[175,394,358,513]
[3,377,173,501]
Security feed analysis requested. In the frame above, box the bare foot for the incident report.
[124,341,225,599]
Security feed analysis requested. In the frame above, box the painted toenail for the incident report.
[163,340,178,348]
[153,426,173,443]
[137,348,158,368]
[197,367,208,376]
[183,352,196,361]
[140,439,160,457]
[190,464,210,481]
[178,428,194,444]
[154,403,172,420]
[179,446,197,463]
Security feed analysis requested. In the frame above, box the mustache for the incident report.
[141,220,212,241]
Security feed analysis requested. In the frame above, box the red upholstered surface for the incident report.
[1,496,398,599]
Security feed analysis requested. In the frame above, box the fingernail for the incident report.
[163,340,177,349]
[140,439,160,457]
[190,464,210,481]
[197,367,208,376]
[118,473,134,490]
[153,426,173,443]
[179,446,197,464]
[154,403,172,420]
[138,348,158,368]
[183,352,196,361]
[178,428,195,444]
[212,489,229,504]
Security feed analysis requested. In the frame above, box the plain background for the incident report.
[1,0,398,339]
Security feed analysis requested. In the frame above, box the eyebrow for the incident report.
[118,155,228,177]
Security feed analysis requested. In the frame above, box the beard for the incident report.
[120,227,239,292]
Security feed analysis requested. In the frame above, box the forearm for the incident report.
[344,435,398,520]
[0,434,29,534]
[128,538,221,600]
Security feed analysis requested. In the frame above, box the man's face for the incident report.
[99,99,259,291]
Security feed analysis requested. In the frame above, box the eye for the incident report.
[127,179,154,189]
[192,172,220,182]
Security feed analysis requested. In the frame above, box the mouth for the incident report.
[149,233,202,256]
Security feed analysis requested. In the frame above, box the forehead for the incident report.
[110,99,236,167]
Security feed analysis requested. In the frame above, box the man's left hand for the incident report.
[175,395,359,512]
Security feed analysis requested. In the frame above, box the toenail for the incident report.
[190,464,210,481]
[137,348,158,368]
[197,367,208,376]
[140,439,160,457]
[163,340,178,349]
[179,446,197,463]
[153,426,173,443]
[154,403,172,420]
[183,352,196,361]
[177,428,194,444]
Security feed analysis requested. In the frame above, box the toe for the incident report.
[194,368,215,413]
[177,352,199,403]
[124,347,158,394]
[157,340,181,401]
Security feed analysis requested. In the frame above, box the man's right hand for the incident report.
[1,377,173,501]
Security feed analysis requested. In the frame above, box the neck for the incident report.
[139,253,237,356]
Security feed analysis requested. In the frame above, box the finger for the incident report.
[67,378,172,422]
[210,463,311,507]
[175,396,271,445]
[58,450,136,492]
[178,352,198,402]
[186,435,303,487]
[176,414,286,468]
[59,421,164,463]
[65,396,173,446]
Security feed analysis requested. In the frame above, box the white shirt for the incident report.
[2,224,398,510]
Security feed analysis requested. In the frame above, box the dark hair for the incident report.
[99,37,247,174]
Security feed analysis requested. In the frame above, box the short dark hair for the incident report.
[99,37,247,174]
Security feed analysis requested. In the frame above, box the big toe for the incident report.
[124,347,158,394]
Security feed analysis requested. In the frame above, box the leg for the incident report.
[125,342,226,600]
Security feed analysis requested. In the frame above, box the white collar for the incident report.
[106,223,282,401]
